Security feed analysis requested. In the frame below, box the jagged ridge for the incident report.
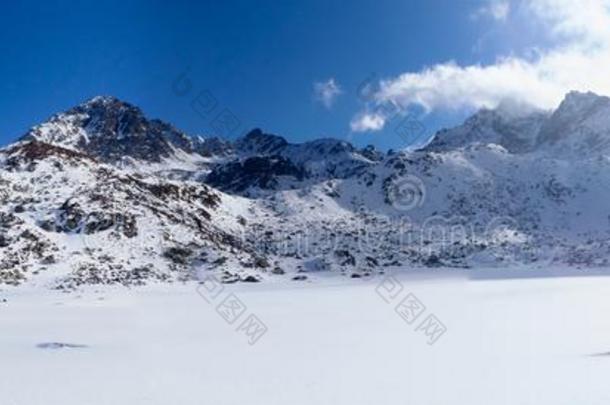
[3,91,610,288]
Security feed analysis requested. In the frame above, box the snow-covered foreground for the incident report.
[2,271,610,405]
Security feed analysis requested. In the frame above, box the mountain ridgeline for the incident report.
[2,91,610,288]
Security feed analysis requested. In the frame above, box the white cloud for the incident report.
[472,0,510,21]
[350,111,386,132]
[527,0,610,47]
[351,0,610,132]
[313,78,343,109]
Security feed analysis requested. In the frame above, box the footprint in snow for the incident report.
[36,342,88,350]
[589,352,610,357]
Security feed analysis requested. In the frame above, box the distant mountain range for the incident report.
[2,91,610,288]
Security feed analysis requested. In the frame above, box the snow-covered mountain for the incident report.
[424,102,551,153]
[537,91,610,156]
[3,91,610,288]
[22,96,203,163]
[426,91,610,157]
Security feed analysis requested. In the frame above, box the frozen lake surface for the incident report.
[2,270,610,405]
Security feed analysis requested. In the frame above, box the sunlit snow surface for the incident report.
[2,269,610,405]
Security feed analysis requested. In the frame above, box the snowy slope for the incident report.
[0,141,260,288]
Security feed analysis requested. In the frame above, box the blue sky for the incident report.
[1,0,608,150]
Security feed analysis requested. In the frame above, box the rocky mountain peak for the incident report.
[235,128,289,156]
[423,106,549,154]
[81,95,125,107]
[559,90,610,111]
[536,91,610,154]
[22,96,196,163]
[193,136,234,157]
[421,91,610,156]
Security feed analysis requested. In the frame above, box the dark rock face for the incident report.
[4,141,93,168]
[334,249,356,266]
[52,200,138,237]
[194,136,234,157]
[206,155,306,192]
[240,274,261,282]
[235,128,289,156]
[360,145,384,162]
[163,247,194,265]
